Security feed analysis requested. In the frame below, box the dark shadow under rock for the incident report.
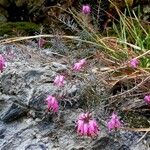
[25,143,47,150]
[0,124,6,139]
[91,137,121,150]
[118,145,130,150]
[24,70,44,84]
[70,147,86,150]
[1,103,28,123]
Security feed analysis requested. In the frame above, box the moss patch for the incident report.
[0,22,41,36]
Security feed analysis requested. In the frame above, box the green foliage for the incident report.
[109,8,150,68]
[0,22,40,36]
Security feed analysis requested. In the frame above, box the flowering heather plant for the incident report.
[0,54,6,72]
[76,112,99,137]
[54,75,65,87]
[73,59,86,71]
[130,58,139,68]
[144,95,150,104]
[107,112,122,132]
[45,95,59,113]
[82,5,91,14]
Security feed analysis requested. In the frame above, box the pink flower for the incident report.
[130,58,139,68]
[76,112,99,137]
[0,54,6,72]
[144,95,150,104]
[54,75,65,87]
[82,5,91,14]
[79,59,86,65]
[73,59,86,71]
[73,62,82,71]
[45,95,59,113]
[107,112,122,131]
[38,38,46,48]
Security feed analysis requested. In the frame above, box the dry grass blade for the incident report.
[121,127,150,132]
[0,35,80,44]
[104,75,150,107]
[136,131,149,144]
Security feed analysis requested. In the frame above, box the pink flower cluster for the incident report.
[45,95,59,113]
[54,75,65,87]
[76,113,99,137]
[82,5,91,14]
[44,54,135,137]
[144,95,150,104]
[50,58,123,137]
[130,58,139,68]
[73,59,86,71]
[107,112,122,131]
[0,54,6,72]
[48,59,86,113]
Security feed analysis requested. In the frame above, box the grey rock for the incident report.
[0,127,6,136]
[29,84,57,111]
[0,43,149,150]
[118,145,130,150]
[70,147,85,150]
[0,124,6,139]
[24,70,44,84]
[0,72,26,95]
[1,103,28,122]
[130,142,149,150]
[0,96,6,112]
[51,62,67,72]
[67,84,78,97]
[91,137,120,150]
[25,143,47,150]
[0,66,57,119]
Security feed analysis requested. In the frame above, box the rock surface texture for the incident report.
[0,43,149,150]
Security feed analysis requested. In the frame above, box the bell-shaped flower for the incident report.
[54,75,65,87]
[0,54,6,72]
[107,112,122,132]
[82,5,91,14]
[76,112,99,137]
[130,58,139,68]
[144,95,150,104]
[45,95,59,113]
[73,59,86,71]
